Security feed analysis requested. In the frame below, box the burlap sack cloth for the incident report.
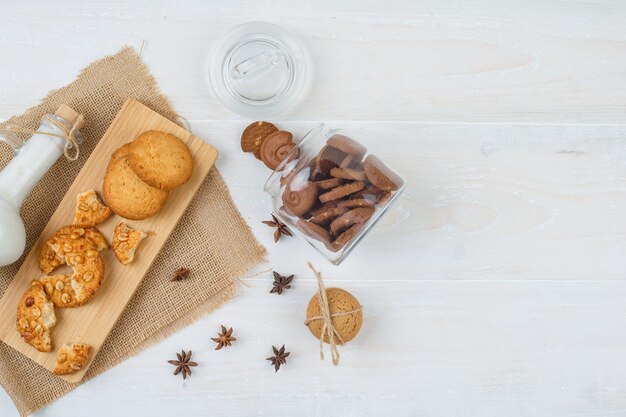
[0,47,266,416]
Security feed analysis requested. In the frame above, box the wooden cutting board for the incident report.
[0,98,218,383]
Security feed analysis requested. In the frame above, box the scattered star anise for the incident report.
[172,268,190,282]
[262,214,292,242]
[211,325,237,350]
[167,349,198,380]
[266,345,290,372]
[270,271,294,295]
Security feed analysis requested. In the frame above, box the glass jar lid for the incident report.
[208,22,307,118]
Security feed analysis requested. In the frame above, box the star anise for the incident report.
[211,325,236,350]
[167,349,198,380]
[172,268,190,282]
[270,271,294,295]
[262,214,292,242]
[266,344,290,372]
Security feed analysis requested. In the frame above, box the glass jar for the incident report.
[264,124,406,265]
[208,22,308,118]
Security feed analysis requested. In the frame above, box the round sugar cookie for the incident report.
[103,144,169,220]
[128,130,194,190]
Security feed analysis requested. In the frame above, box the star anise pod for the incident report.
[211,325,236,350]
[262,214,292,242]
[172,268,190,282]
[270,271,294,295]
[266,344,290,372]
[167,349,198,380]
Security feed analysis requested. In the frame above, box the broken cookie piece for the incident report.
[74,190,113,227]
[112,223,147,265]
[16,281,57,352]
[53,343,91,375]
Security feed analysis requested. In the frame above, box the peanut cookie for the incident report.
[39,225,107,274]
[305,287,363,344]
[128,130,194,190]
[53,343,91,375]
[282,181,318,216]
[241,121,278,159]
[260,131,298,170]
[16,282,57,352]
[112,222,147,265]
[73,190,112,227]
[327,134,367,158]
[103,144,169,220]
[319,181,365,204]
[39,246,105,308]
[363,154,404,192]
[329,207,374,235]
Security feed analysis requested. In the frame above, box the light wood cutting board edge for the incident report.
[0,98,218,383]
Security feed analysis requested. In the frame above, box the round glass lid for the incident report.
[208,22,307,118]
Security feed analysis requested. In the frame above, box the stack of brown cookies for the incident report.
[103,130,194,220]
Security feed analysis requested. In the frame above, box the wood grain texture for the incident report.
[1,0,626,415]
[0,0,625,123]
[0,99,217,383]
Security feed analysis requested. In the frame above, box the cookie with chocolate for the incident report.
[296,220,331,246]
[329,207,374,235]
[364,155,404,192]
[282,181,318,216]
[260,131,298,170]
[319,181,365,204]
[327,134,367,158]
[241,121,278,159]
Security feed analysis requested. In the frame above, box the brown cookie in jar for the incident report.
[282,181,318,216]
[337,198,375,209]
[296,220,331,247]
[315,145,345,176]
[319,181,365,204]
[327,134,367,158]
[330,223,363,252]
[260,131,299,170]
[330,167,367,182]
[329,207,374,235]
[309,203,347,225]
[363,154,404,192]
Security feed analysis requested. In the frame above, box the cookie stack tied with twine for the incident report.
[304,262,363,366]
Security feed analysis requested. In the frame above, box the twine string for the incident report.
[305,262,362,366]
[4,114,84,161]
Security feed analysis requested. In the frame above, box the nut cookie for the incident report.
[112,222,147,265]
[39,245,105,308]
[39,225,107,274]
[128,130,194,191]
[103,144,169,220]
[16,281,57,352]
[74,190,112,227]
[53,343,91,375]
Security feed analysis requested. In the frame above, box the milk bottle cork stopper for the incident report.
[54,105,84,130]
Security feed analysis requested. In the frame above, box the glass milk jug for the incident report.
[0,105,84,267]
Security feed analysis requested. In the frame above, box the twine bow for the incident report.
[4,113,84,161]
[304,262,362,366]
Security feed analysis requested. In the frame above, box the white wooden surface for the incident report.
[2,1,626,416]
